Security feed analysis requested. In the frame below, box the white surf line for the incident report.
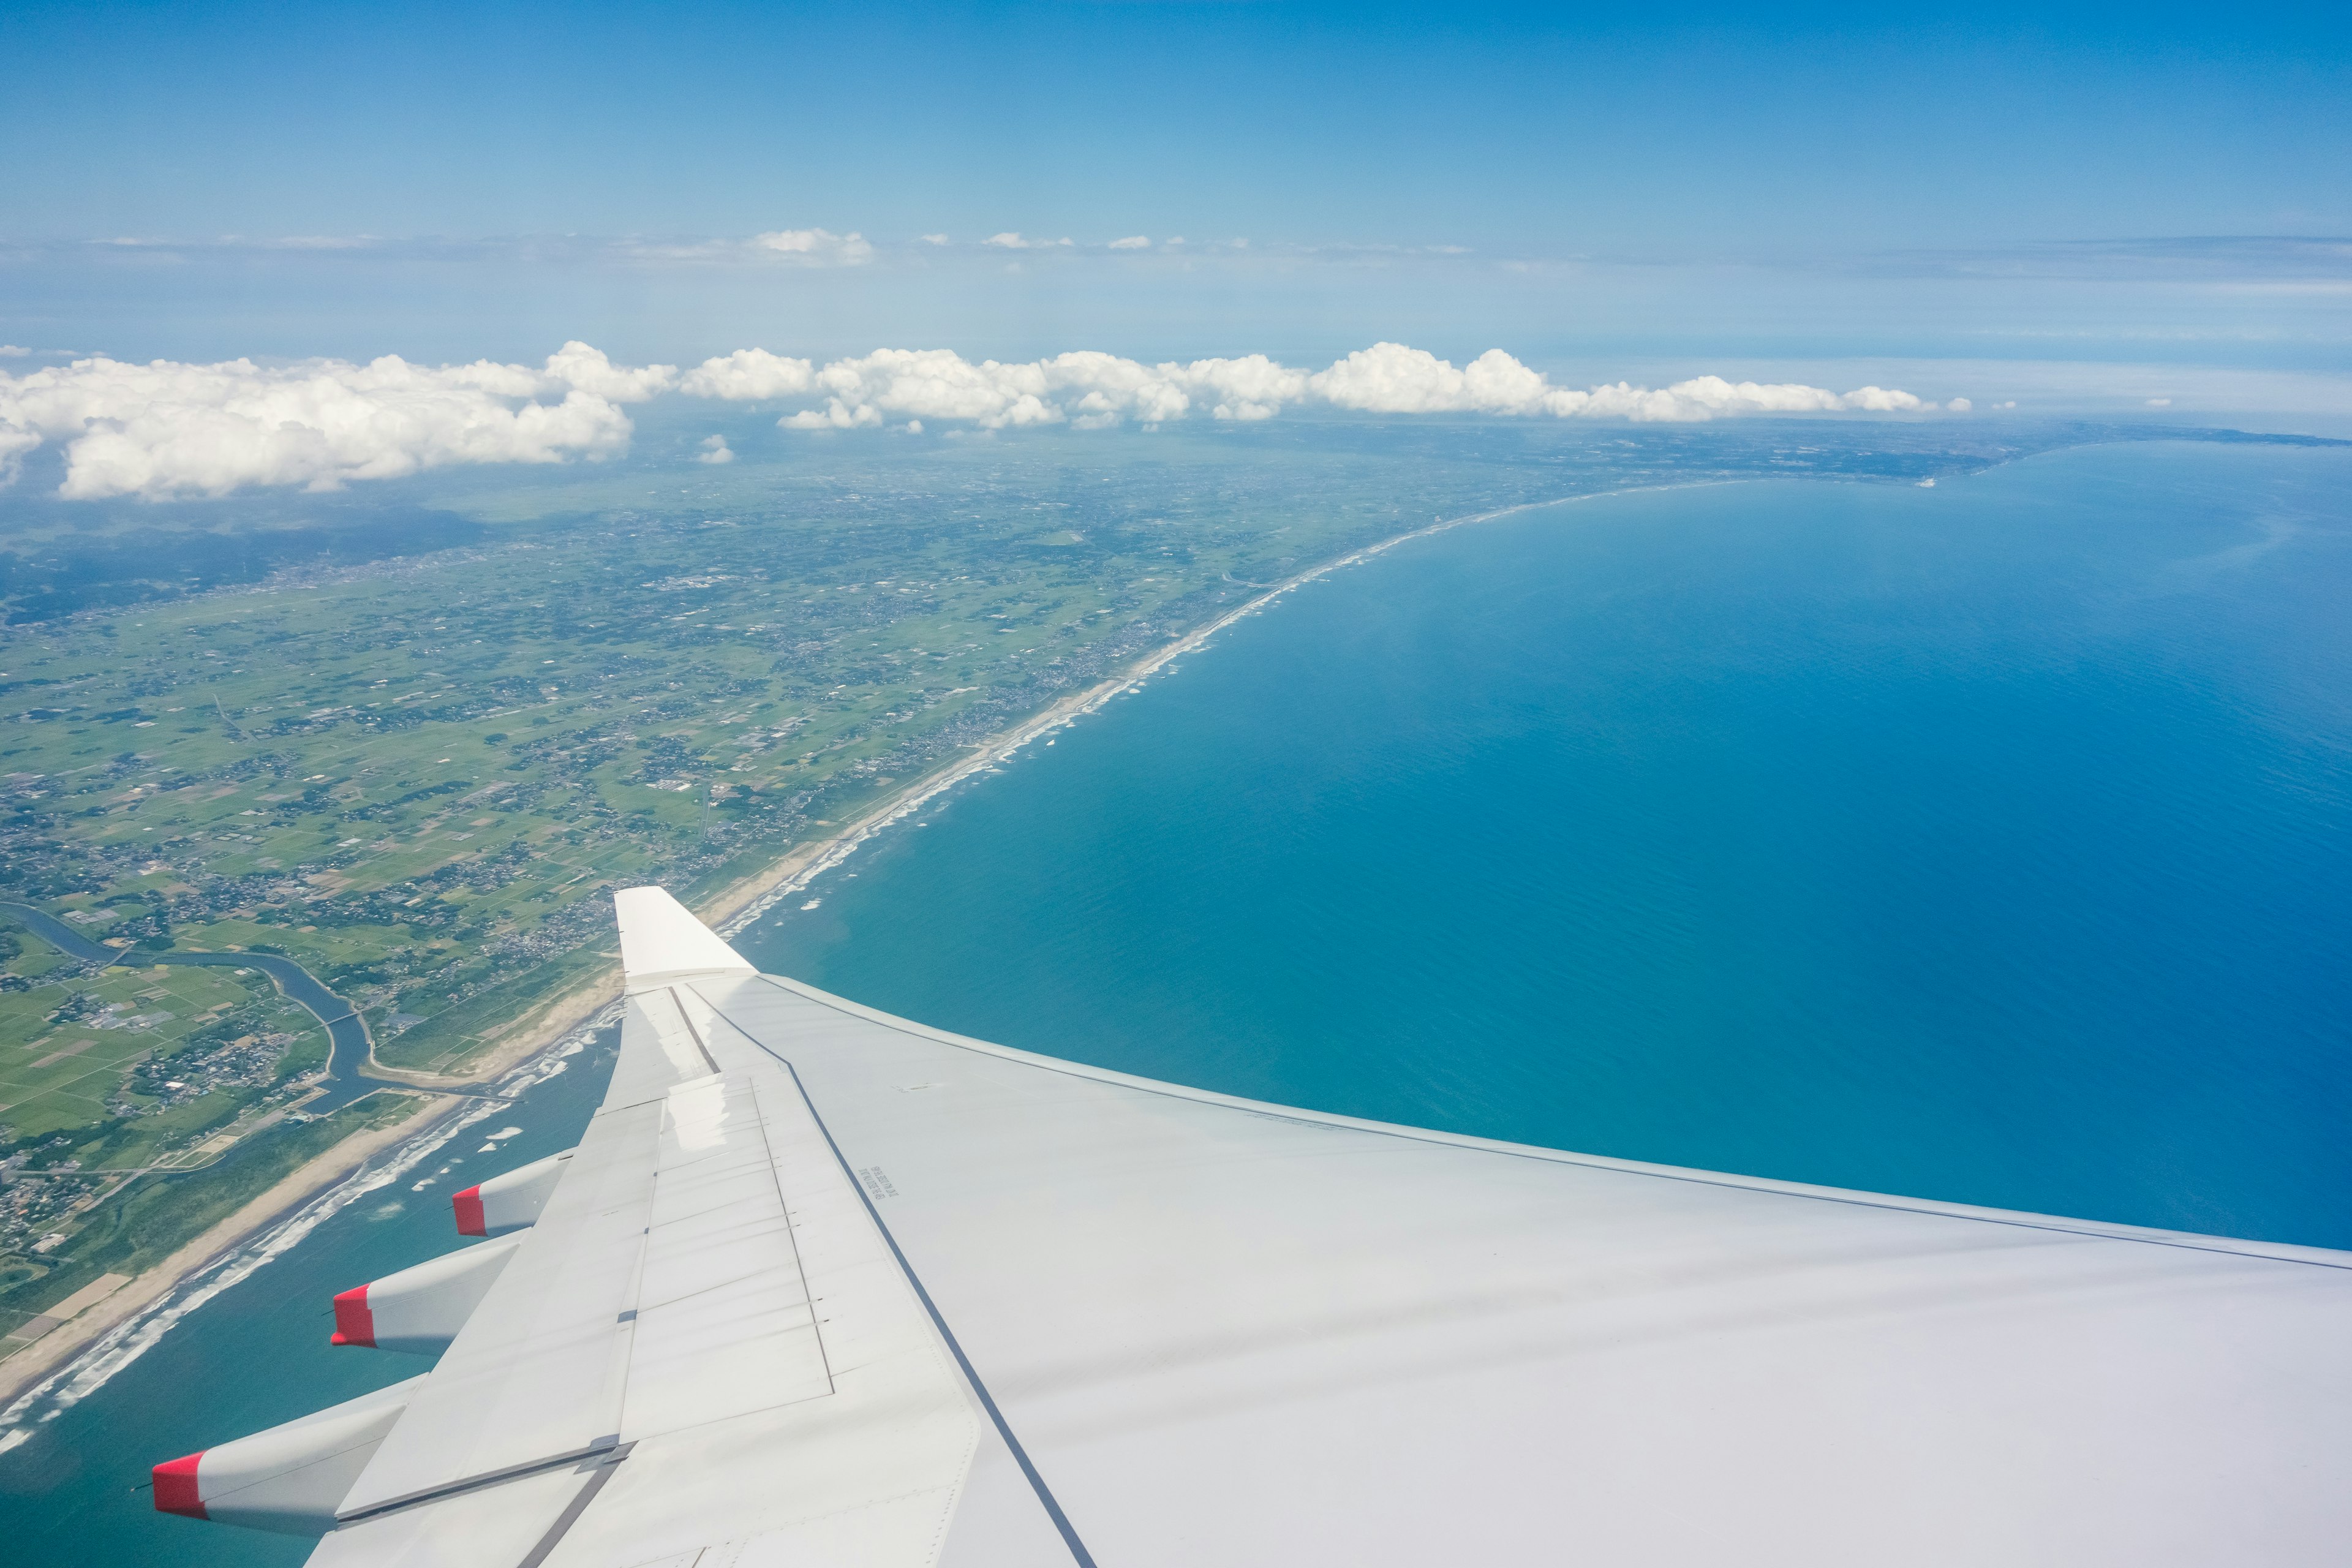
[718,483,1712,938]
[0,1003,621,1450]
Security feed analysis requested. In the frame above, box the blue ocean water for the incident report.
[742,442,2352,1247]
[2,438,2348,1563]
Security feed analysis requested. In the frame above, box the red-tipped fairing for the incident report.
[330,1284,373,1348]
[151,1452,206,1519]
[449,1148,570,1238]
[146,1378,423,1536]
[327,1235,520,1355]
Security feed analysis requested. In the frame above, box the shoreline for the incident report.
[0,1093,458,1412]
[350,485,1626,1088]
[0,481,1658,1423]
[703,484,1695,937]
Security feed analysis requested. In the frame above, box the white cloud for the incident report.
[757,342,1947,431]
[983,233,1074,250]
[1107,236,1152,250]
[679,347,816,401]
[748,228,873,265]
[767,348,1319,431]
[0,345,28,358]
[783,349,1060,429]
[1164,355,1311,421]
[1,334,1959,499]
[2146,396,2173,407]
[1310,343,1555,415]
[0,341,660,499]
[543,341,677,402]
[0,423,40,486]
[1303,345,1923,422]
[919,234,949,246]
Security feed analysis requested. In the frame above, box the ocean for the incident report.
[742,440,2352,1245]
[4,438,2348,1561]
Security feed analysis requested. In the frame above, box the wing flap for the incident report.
[332,985,717,1516]
[335,1096,657,1514]
[308,1459,614,1568]
[620,1071,834,1436]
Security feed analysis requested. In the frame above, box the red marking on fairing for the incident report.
[331,1283,374,1348]
[453,1185,485,1236]
[153,1452,207,1519]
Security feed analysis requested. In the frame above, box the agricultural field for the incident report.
[0,925,326,1161]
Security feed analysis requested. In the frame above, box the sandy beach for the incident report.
[0,1093,458,1411]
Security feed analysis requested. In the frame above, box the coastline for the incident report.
[353,485,1626,1088]
[0,483,1650,1420]
[702,486,1686,938]
[0,1092,457,1412]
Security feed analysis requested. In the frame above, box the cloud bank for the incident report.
[1,339,1956,499]
[681,339,1954,431]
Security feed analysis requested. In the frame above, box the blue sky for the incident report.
[6,2,2348,250]
[1,1,2349,453]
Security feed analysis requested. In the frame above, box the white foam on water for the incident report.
[0,1003,617,1438]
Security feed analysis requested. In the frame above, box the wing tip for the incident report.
[613,884,755,991]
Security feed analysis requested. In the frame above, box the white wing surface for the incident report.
[160,886,2352,1566]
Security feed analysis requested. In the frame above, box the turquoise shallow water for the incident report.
[2,439,2348,1562]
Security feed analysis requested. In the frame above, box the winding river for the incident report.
[0,902,379,1113]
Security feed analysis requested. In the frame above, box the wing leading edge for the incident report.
[160,887,2352,1567]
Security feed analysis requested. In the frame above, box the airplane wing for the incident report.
[155,886,2352,1566]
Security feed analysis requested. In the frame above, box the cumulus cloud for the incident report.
[983,233,1073,250]
[748,228,873,265]
[757,348,1318,431]
[5,334,1959,500]
[0,423,40,486]
[1108,236,1152,250]
[0,341,663,499]
[1305,345,1947,421]
[678,347,815,401]
[919,233,948,246]
[738,341,1950,431]
[0,345,29,358]
[543,341,677,402]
